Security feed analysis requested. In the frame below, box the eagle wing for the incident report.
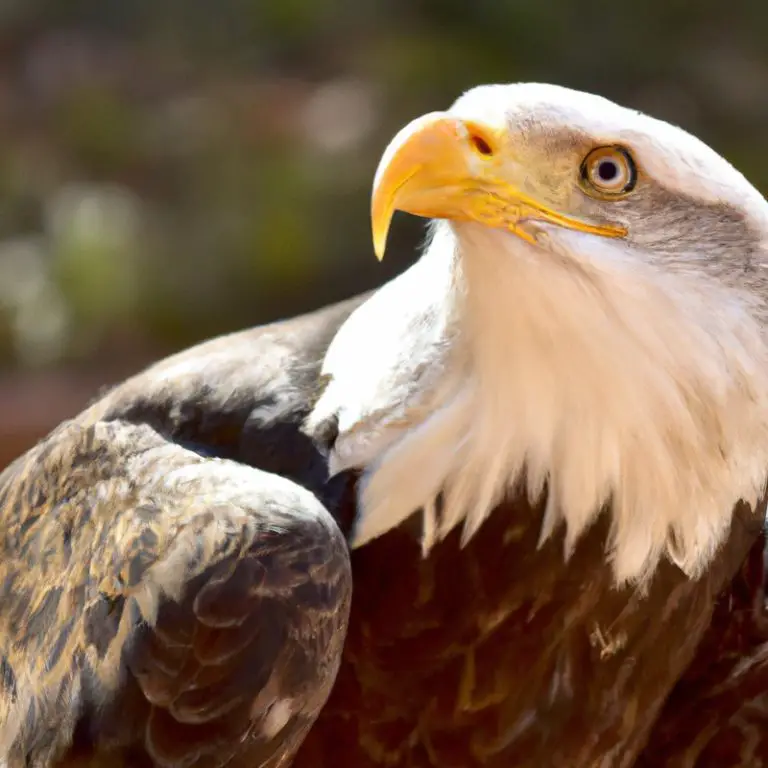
[0,297,366,767]
[0,417,351,767]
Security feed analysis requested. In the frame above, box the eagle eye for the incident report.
[580,146,637,199]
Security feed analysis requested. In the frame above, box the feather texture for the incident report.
[0,298,362,767]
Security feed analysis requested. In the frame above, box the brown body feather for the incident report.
[295,497,764,767]
[0,293,765,766]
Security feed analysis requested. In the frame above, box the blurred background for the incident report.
[0,0,766,466]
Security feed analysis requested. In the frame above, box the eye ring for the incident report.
[580,146,637,199]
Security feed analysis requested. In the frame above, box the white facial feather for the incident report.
[307,83,768,586]
[453,83,768,228]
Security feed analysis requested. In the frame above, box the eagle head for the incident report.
[308,83,768,586]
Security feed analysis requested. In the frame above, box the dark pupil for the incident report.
[597,159,619,182]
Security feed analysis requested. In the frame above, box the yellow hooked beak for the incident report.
[371,112,627,260]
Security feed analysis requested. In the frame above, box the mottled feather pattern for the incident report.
[0,297,364,767]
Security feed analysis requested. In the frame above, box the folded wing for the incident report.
[0,416,351,767]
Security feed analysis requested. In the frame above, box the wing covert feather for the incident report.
[0,416,351,767]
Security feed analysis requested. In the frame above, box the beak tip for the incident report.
[373,239,386,262]
[371,206,392,262]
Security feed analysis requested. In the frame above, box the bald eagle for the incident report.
[0,82,767,768]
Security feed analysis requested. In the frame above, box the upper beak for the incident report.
[371,112,627,260]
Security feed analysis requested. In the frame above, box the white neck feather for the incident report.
[310,224,768,585]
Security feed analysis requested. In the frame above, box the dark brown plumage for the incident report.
[0,291,765,767]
